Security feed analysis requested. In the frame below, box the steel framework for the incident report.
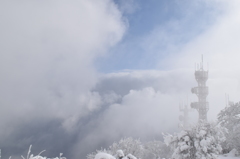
[191,56,209,121]
[179,101,191,129]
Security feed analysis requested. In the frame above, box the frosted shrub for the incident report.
[87,148,112,159]
[218,102,240,154]
[94,152,116,159]
[116,150,124,159]
[109,138,144,159]
[123,154,137,159]
[87,137,172,159]
[88,137,143,159]
[93,151,138,159]
[17,145,66,159]
[164,122,225,159]
[144,140,172,159]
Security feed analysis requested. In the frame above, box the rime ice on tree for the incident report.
[191,55,209,122]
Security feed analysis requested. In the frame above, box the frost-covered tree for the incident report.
[164,122,225,159]
[109,138,144,159]
[218,102,240,131]
[122,154,137,159]
[87,148,112,159]
[228,126,240,154]
[88,137,173,159]
[94,152,116,159]
[12,145,67,159]
[164,130,194,159]
[115,150,124,159]
[144,140,172,159]
[87,138,143,159]
[144,140,162,159]
[218,102,240,153]
[91,151,137,159]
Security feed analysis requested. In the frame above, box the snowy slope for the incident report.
[218,157,240,159]
[218,155,240,159]
[219,149,240,159]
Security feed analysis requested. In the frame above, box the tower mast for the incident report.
[190,55,209,122]
[179,100,191,129]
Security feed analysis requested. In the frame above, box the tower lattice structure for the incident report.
[191,56,209,122]
[179,101,191,130]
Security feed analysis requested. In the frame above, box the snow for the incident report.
[125,154,137,159]
[31,156,45,159]
[94,152,116,159]
[164,122,225,159]
[199,130,207,137]
[116,150,124,158]
[218,156,240,159]
[180,144,190,151]
[218,150,240,159]
[177,131,187,139]
[228,149,239,157]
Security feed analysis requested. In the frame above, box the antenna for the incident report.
[225,93,227,107]
[202,54,204,70]
[228,95,230,105]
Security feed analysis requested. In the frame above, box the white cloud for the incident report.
[163,0,240,70]
[0,0,126,133]
[161,0,240,119]
[72,87,181,158]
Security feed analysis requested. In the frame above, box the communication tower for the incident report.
[179,101,191,129]
[190,55,209,122]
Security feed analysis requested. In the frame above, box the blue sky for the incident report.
[96,0,222,72]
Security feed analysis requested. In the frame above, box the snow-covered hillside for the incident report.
[219,156,240,159]
[219,150,240,159]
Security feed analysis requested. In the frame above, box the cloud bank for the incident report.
[0,0,125,158]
